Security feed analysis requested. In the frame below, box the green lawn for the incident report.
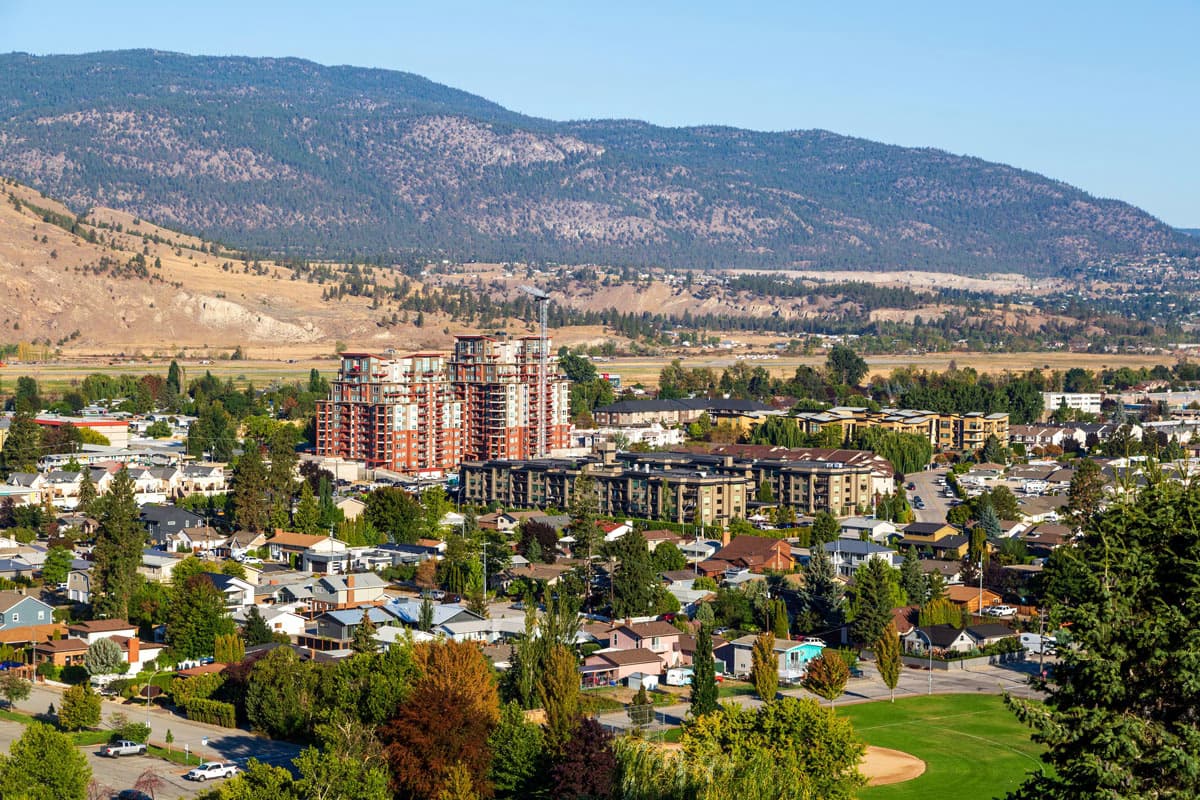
[839,694,1045,800]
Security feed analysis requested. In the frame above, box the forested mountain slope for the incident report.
[0,50,1193,273]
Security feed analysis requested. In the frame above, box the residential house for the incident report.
[266,531,350,572]
[310,572,388,612]
[304,606,399,651]
[138,549,185,583]
[200,573,255,611]
[179,464,227,496]
[607,620,684,669]
[944,585,1002,614]
[600,521,634,542]
[227,530,269,558]
[679,539,720,563]
[334,497,366,521]
[967,623,1016,647]
[382,598,484,631]
[717,635,819,682]
[890,606,919,637]
[823,539,901,577]
[232,605,306,639]
[476,511,521,533]
[920,560,963,585]
[0,592,62,646]
[899,522,970,560]
[168,526,227,556]
[1020,523,1075,556]
[67,569,93,604]
[140,505,206,548]
[66,619,136,643]
[904,624,979,655]
[838,517,898,543]
[699,535,794,576]
[640,529,684,551]
[34,633,164,673]
[581,648,666,686]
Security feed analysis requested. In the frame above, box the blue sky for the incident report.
[1,0,1196,226]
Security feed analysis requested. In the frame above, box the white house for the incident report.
[822,540,902,577]
[838,517,898,543]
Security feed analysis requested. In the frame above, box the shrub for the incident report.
[183,698,236,728]
[59,665,89,685]
[110,720,151,743]
[36,662,61,681]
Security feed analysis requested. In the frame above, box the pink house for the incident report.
[581,648,665,687]
[608,620,684,668]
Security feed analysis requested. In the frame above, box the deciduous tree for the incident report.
[689,626,719,717]
[538,644,580,754]
[874,623,902,702]
[803,652,849,707]
[59,684,101,731]
[0,721,91,800]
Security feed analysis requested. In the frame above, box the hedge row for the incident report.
[182,698,236,728]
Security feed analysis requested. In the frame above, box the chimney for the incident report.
[346,573,355,605]
[127,636,140,666]
[721,526,731,547]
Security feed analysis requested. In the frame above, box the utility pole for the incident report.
[977,560,984,618]
[481,540,488,601]
[1038,607,1046,679]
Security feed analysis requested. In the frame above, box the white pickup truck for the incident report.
[185,761,240,781]
[100,740,147,757]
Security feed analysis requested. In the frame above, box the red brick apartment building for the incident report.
[316,335,569,474]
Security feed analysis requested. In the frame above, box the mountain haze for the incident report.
[0,50,1192,274]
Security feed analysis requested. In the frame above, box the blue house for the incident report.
[0,591,58,645]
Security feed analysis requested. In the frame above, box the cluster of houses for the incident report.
[4,461,226,510]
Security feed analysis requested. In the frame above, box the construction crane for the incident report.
[520,285,551,458]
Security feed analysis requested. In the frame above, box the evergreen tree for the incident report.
[166,359,183,400]
[352,609,379,654]
[926,569,948,602]
[611,531,658,618]
[77,468,97,515]
[1007,480,1200,797]
[810,511,839,545]
[770,598,789,638]
[756,480,775,503]
[689,627,719,717]
[293,481,320,534]
[851,558,897,645]
[232,443,269,532]
[168,573,236,659]
[0,409,42,476]
[800,543,845,632]
[241,605,275,646]
[489,701,544,800]
[900,547,925,604]
[419,597,434,632]
[567,474,601,557]
[978,502,1002,539]
[91,467,145,619]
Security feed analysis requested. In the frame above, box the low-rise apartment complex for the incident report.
[791,406,1009,452]
[460,443,894,523]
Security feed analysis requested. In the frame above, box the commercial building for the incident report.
[1041,392,1103,417]
[315,335,569,474]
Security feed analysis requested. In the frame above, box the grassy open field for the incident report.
[840,694,1044,799]
[0,348,1177,397]
[605,350,1179,388]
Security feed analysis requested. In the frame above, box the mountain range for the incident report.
[0,49,1194,275]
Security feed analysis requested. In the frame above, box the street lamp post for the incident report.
[145,666,166,729]
[921,630,933,695]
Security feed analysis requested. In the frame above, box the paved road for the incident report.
[909,466,953,524]
[595,658,1044,732]
[5,683,302,798]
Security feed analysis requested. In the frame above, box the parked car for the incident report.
[983,605,1018,618]
[116,791,152,800]
[101,740,147,758]
[185,762,240,781]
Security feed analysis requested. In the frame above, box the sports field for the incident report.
[840,694,1045,799]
